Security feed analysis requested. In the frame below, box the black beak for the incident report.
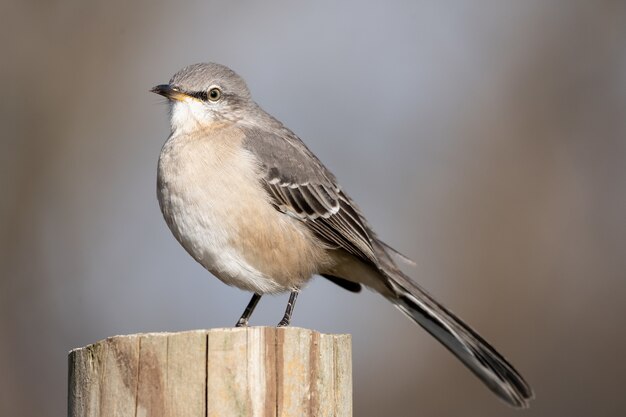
[150,84,188,101]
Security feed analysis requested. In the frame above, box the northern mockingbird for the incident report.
[151,63,533,408]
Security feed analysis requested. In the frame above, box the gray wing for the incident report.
[241,126,378,266]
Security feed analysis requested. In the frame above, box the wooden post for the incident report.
[68,327,352,417]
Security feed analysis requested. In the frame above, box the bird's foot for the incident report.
[235,318,249,327]
[276,318,290,327]
[276,290,299,327]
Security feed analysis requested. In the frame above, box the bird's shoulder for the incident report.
[238,119,336,187]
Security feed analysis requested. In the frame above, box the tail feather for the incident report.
[388,271,534,408]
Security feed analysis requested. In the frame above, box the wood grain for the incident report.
[68,327,351,417]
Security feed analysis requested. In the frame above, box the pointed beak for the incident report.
[150,84,189,101]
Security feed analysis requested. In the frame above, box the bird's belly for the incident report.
[161,191,286,293]
[157,134,328,294]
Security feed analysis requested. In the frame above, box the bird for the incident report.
[151,62,533,408]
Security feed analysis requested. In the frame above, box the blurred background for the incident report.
[1,1,625,416]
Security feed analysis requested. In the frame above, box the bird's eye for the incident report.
[207,87,222,101]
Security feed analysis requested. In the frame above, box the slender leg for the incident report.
[277,290,299,327]
[235,293,262,327]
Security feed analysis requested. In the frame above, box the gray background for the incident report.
[2,1,625,416]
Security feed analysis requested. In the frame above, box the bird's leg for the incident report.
[235,293,262,327]
[277,290,299,327]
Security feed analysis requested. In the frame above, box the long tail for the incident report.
[386,270,534,408]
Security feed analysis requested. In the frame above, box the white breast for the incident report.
[157,128,287,293]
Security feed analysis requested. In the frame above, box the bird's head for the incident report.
[151,63,253,134]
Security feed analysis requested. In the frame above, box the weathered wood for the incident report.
[68,327,352,417]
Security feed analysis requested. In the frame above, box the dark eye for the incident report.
[207,87,222,101]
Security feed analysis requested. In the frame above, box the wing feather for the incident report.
[241,125,377,265]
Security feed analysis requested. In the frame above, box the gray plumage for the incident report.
[240,126,377,264]
[170,62,252,101]
[152,62,534,408]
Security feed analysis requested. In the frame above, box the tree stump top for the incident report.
[68,327,352,417]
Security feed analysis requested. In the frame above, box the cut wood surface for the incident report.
[68,327,352,417]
